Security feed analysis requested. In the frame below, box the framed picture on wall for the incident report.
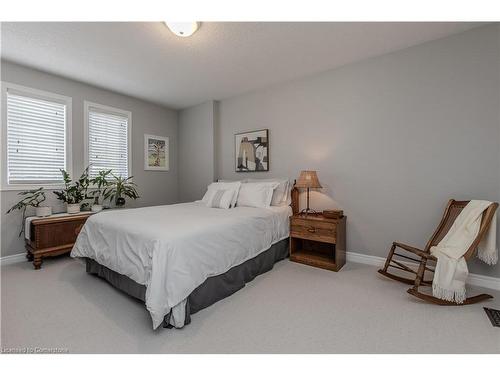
[144,134,169,171]
[235,129,269,172]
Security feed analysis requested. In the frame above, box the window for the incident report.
[2,83,72,188]
[85,101,131,178]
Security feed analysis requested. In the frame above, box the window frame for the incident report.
[84,100,132,180]
[1,81,73,191]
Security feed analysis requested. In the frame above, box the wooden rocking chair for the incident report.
[378,199,498,305]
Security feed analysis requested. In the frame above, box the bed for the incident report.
[71,200,293,329]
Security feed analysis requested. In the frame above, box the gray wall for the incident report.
[2,25,499,280]
[216,25,500,277]
[1,61,178,257]
[178,101,218,202]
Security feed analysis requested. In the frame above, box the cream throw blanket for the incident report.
[430,200,497,303]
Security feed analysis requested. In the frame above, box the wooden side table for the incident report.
[289,213,346,271]
[25,212,93,269]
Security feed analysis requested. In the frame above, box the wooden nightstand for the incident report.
[289,213,346,271]
[25,212,93,269]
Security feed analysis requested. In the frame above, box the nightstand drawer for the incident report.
[290,228,336,243]
[291,217,337,231]
[290,218,336,243]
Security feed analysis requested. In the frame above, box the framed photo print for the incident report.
[235,129,269,172]
[144,134,169,171]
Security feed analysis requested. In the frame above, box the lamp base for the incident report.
[299,208,318,216]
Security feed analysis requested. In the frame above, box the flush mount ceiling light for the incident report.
[164,22,200,37]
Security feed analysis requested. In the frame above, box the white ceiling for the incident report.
[1,22,484,109]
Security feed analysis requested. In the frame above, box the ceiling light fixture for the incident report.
[164,22,200,37]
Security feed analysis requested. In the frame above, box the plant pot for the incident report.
[36,206,52,217]
[116,197,126,207]
[91,204,103,213]
[67,203,81,214]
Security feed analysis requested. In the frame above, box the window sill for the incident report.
[1,184,65,192]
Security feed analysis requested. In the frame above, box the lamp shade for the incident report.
[295,170,322,189]
[164,22,200,37]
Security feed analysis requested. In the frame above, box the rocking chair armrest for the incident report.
[393,242,431,258]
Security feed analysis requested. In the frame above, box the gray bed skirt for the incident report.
[84,237,289,328]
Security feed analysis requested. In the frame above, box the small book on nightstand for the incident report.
[289,213,346,271]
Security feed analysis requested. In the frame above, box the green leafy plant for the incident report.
[104,174,139,207]
[89,169,112,205]
[53,167,90,205]
[6,187,46,236]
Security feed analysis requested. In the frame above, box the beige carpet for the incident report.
[1,256,499,353]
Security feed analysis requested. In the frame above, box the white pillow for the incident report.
[202,181,241,208]
[246,178,289,206]
[207,189,234,209]
[236,181,280,208]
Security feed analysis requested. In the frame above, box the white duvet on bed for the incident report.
[71,202,291,329]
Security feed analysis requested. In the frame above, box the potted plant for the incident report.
[104,174,139,207]
[6,187,51,236]
[89,169,112,212]
[53,167,90,214]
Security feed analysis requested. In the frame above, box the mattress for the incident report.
[71,202,291,329]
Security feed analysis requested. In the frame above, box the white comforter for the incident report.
[71,202,291,329]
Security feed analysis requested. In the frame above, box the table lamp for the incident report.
[295,170,322,215]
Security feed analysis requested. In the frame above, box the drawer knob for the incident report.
[307,227,316,233]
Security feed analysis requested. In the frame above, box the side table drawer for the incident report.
[290,218,336,243]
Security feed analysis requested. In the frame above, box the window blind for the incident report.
[6,92,67,185]
[87,107,129,178]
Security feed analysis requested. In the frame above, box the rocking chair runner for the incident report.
[378,199,498,305]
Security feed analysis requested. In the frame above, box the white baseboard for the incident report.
[347,251,500,291]
[347,251,387,267]
[2,249,499,291]
[468,273,500,291]
[0,252,26,266]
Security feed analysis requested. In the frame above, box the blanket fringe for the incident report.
[432,284,466,304]
[477,249,498,265]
